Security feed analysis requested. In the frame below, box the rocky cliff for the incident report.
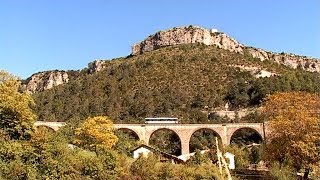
[246,47,320,72]
[24,60,110,92]
[132,25,244,55]
[132,26,320,73]
[88,60,109,73]
[24,71,69,93]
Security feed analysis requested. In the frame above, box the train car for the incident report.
[145,117,179,124]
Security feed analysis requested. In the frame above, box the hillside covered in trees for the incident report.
[32,43,320,123]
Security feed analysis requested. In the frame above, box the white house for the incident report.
[132,145,151,159]
[177,150,210,162]
[131,144,184,164]
[210,28,218,33]
[225,152,235,169]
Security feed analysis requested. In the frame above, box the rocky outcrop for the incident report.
[246,47,320,72]
[247,48,269,61]
[231,65,276,78]
[24,60,110,93]
[25,71,69,93]
[212,109,249,120]
[132,25,320,73]
[132,26,244,55]
[88,60,108,73]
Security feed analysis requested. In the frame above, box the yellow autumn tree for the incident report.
[262,91,320,178]
[74,116,118,152]
[0,70,36,140]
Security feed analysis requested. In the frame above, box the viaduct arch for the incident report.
[229,127,263,145]
[35,121,265,155]
[117,128,140,140]
[189,128,222,152]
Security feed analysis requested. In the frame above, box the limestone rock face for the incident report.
[230,65,276,78]
[88,60,108,73]
[132,25,320,73]
[25,71,69,93]
[247,47,320,72]
[24,60,110,93]
[247,48,269,61]
[132,26,244,55]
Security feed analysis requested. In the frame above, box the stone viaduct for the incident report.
[34,121,66,131]
[34,121,265,155]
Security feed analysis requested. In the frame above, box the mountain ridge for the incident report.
[24,25,319,93]
[132,25,319,72]
[32,43,320,122]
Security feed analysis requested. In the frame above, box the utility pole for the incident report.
[216,137,223,175]
[262,121,266,146]
[216,137,232,180]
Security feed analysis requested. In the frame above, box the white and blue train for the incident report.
[144,117,179,124]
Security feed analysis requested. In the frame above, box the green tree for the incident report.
[225,78,251,109]
[149,129,181,155]
[269,162,296,180]
[189,129,220,152]
[186,150,211,165]
[114,130,140,156]
[225,144,250,168]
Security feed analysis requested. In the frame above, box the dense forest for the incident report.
[32,44,320,123]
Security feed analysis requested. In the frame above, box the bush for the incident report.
[269,162,295,180]
[225,144,250,169]
[130,154,158,179]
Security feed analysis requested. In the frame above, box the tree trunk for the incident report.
[303,168,310,180]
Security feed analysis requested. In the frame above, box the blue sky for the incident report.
[1,0,319,79]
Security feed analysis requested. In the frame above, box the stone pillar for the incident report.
[181,138,190,155]
[177,127,193,155]
[222,125,229,146]
[144,126,154,145]
[144,135,150,145]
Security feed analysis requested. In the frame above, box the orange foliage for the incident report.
[263,92,320,172]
